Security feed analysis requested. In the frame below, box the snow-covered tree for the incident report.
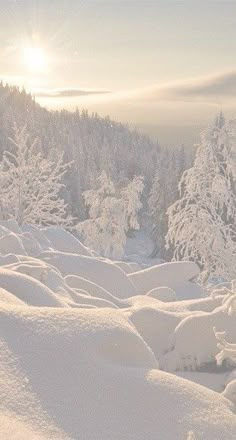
[148,166,165,257]
[149,147,188,259]
[166,114,236,282]
[83,171,116,219]
[0,83,162,219]
[77,172,144,258]
[121,175,144,231]
[214,281,236,366]
[0,124,73,227]
[0,83,196,233]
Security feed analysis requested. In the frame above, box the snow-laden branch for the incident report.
[77,171,144,258]
[166,114,236,283]
[0,124,73,227]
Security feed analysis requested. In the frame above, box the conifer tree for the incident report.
[166,114,236,282]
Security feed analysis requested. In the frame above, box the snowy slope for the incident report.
[128,261,204,299]
[1,305,236,440]
[0,221,235,439]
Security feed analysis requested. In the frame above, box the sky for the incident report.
[1,0,236,145]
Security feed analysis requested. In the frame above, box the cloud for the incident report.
[139,71,236,103]
[35,88,111,98]
[33,71,236,105]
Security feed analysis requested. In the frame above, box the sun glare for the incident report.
[23,47,47,72]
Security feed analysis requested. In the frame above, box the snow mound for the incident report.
[0,233,26,255]
[21,224,53,250]
[42,226,92,256]
[0,288,26,307]
[39,251,137,299]
[20,232,43,256]
[3,262,117,309]
[174,280,205,300]
[128,261,201,297]
[177,370,229,393]
[0,225,11,238]
[3,262,50,284]
[0,305,235,439]
[128,261,142,272]
[160,305,236,371]
[114,261,134,273]
[151,295,225,314]
[0,254,19,266]
[223,380,236,408]
[126,305,181,357]
[225,370,236,388]
[0,412,63,440]
[0,218,22,234]
[146,286,177,302]
[0,268,67,308]
[65,274,122,307]
[0,222,235,438]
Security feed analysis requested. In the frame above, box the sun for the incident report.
[23,47,47,72]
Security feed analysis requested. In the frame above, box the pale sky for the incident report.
[1,0,236,144]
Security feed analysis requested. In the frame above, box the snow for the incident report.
[77,172,144,259]
[223,380,236,407]
[166,115,236,283]
[39,251,138,299]
[0,233,26,256]
[1,305,236,439]
[128,261,201,297]
[146,286,177,302]
[177,371,229,392]
[0,218,22,234]
[114,260,135,274]
[0,268,67,308]
[42,226,92,256]
[0,223,235,439]
[126,305,181,358]
[20,232,43,256]
[65,274,122,307]
[159,305,236,372]
[21,224,53,250]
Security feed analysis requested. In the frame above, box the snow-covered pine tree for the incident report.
[121,175,144,231]
[0,124,73,227]
[166,114,236,282]
[149,147,187,259]
[148,164,165,257]
[77,171,144,258]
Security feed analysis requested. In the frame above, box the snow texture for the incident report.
[0,223,235,439]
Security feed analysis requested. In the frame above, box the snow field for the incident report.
[0,220,235,439]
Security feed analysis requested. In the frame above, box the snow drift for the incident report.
[0,222,235,439]
[1,305,236,440]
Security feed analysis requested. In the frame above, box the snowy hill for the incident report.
[0,220,235,439]
[0,83,160,218]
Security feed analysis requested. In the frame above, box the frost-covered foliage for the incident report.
[0,83,194,255]
[166,114,236,282]
[149,146,190,259]
[215,330,236,366]
[121,175,144,230]
[0,83,161,218]
[0,124,72,227]
[214,281,236,366]
[77,171,144,258]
